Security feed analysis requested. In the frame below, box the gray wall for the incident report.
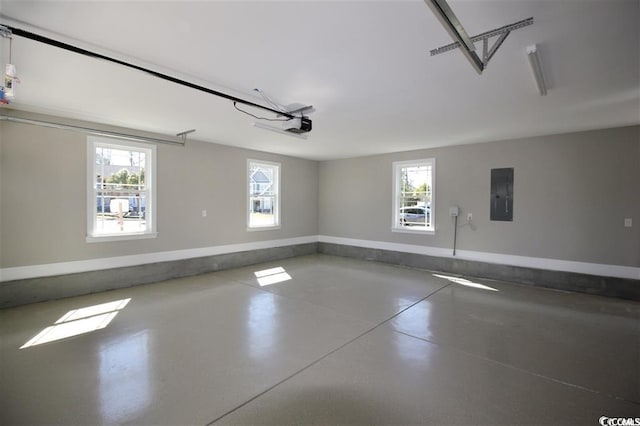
[2,117,638,273]
[319,126,640,268]
[0,118,318,268]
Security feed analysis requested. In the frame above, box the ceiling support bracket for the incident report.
[0,24,11,39]
[176,129,196,144]
[429,17,533,58]
[483,31,510,65]
[0,111,187,146]
[425,0,533,74]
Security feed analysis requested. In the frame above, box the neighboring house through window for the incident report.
[87,136,157,241]
[248,159,280,229]
[392,158,435,233]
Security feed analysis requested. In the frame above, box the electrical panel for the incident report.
[490,168,514,221]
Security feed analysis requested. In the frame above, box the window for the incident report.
[392,159,435,233]
[248,159,280,230]
[87,137,156,241]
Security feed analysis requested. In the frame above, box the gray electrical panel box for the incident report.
[490,168,514,221]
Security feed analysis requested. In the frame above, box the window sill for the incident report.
[247,225,281,232]
[86,232,158,243]
[391,227,435,236]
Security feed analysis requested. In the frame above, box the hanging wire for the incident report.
[233,102,292,122]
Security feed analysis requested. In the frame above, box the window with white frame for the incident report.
[248,159,280,229]
[87,137,156,241]
[392,159,435,232]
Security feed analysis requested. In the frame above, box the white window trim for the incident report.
[391,158,436,234]
[247,159,281,231]
[86,136,157,242]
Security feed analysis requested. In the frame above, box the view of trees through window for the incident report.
[94,146,148,235]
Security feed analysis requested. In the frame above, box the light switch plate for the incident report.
[624,218,632,227]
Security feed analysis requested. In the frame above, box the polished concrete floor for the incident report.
[1,254,638,425]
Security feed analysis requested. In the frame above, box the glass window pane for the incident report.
[95,193,147,234]
[250,196,276,227]
[90,139,153,239]
[248,161,279,228]
[395,160,434,231]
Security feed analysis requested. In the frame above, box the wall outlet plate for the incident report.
[624,218,632,227]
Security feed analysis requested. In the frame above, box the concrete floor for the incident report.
[1,254,638,425]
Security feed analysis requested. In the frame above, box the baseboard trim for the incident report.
[0,236,318,282]
[317,240,640,301]
[2,235,638,308]
[0,242,318,309]
[317,235,640,280]
[4,235,636,283]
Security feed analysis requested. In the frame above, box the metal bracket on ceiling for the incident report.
[0,112,188,146]
[0,24,12,38]
[282,104,314,116]
[431,17,533,61]
[176,129,196,144]
[425,0,533,74]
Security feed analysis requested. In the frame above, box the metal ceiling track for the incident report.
[424,0,533,74]
[0,112,188,146]
[0,23,296,120]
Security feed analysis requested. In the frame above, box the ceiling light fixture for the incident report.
[526,44,547,96]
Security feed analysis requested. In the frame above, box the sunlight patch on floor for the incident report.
[433,274,499,291]
[20,298,131,349]
[254,267,292,286]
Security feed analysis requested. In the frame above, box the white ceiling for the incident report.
[0,0,638,160]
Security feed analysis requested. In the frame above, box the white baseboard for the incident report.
[0,236,318,282]
[2,235,638,282]
[318,235,640,280]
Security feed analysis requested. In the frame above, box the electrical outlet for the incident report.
[624,218,632,227]
[467,213,473,221]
